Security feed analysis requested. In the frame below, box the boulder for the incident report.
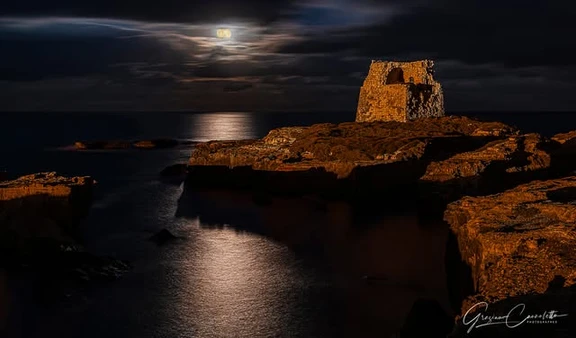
[444,176,576,315]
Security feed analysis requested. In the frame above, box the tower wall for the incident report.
[356,60,445,122]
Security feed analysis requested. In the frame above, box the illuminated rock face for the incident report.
[356,60,445,122]
[444,176,576,312]
[0,172,94,248]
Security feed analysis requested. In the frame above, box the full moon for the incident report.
[216,28,232,39]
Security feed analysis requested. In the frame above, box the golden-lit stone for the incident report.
[445,176,576,313]
[356,60,444,122]
[0,172,94,248]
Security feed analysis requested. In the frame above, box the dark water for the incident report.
[0,111,574,338]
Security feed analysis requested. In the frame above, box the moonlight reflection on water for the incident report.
[190,112,257,142]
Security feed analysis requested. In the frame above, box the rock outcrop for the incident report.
[0,172,129,290]
[74,140,131,150]
[0,172,94,250]
[133,138,179,149]
[356,60,444,122]
[552,130,576,145]
[186,116,569,208]
[444,176,576,314]
[551,130,576,176]
[420,133,556,203]
[74,138,193,150]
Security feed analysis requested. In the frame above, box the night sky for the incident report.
[1,0,573,112]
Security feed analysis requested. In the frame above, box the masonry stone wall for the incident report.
[356,60,445,122]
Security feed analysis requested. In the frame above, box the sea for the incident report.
[0,111,574,338]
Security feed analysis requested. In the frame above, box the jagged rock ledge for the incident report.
[0,172,128,287]
[186,116,572,208]
[444,176,576,336]
[0,172,94,248]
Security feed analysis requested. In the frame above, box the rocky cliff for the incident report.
[445,177,576,336]
[186,116,574,209]
[0,172,94,250]
[0,172,128,290]
[445,176,576,307]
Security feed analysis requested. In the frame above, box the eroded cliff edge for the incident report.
[445,177,576,336]
[186,116,574,210]
[184,115,576,336]
[0,172,128,286]
[0,172,94,248]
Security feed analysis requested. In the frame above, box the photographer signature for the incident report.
[462,302,569,333]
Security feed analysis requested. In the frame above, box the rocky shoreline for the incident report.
[73,138,196,150]
[183,115,576,336]
[3,112,576,336]
[0,172,129,300]
[186,116,574,212]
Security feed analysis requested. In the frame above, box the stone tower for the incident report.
[356,60,444,122]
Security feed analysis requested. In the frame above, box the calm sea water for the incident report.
[0,111,574,338]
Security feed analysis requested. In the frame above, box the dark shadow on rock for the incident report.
[549,139,576,177]
[184,136,503,206]
[547,187,576,203]
[444,231,475,314]
[0,192,94,249]
[547,275,567,292]
[185,136,561,220]
[418,163,555,214]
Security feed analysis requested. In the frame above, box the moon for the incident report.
[216,28,232,39]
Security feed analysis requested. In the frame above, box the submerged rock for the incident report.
[444,176,576,314]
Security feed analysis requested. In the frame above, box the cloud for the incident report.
[1,1,576,112]
[277,0,576,67]
[1,0,299,24]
